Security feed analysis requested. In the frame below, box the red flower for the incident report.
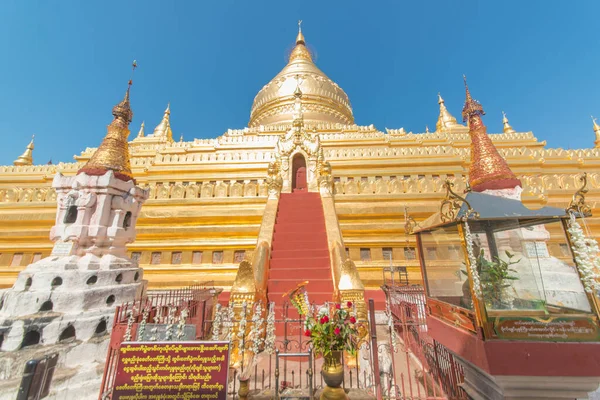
[304,329,311,337]
[347,301,353,308]
[322,316,329,323]
[319,317,325,324]
[350,316,356,324]
[335,303,341,310]
[334,327,341,335]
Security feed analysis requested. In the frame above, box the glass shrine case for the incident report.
[411,181,600,342]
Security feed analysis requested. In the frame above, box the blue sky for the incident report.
[1,0,599,165]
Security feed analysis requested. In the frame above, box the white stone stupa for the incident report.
[0,70,148,398]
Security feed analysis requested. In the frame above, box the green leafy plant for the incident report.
[463,250,520,309]
[304,302,361,357]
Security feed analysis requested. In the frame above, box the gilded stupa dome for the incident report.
[249,26,354,128]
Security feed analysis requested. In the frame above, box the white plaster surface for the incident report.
[0,171,148,398]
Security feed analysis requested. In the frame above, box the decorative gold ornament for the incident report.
[567,172,592,217]
[148,104,173,141]
[436,93,465,133]
[404,205,416,235]
[238,377,250,400]
[440,180,478,222]
[283,281,310,315]
[78,62,136,181]
[13,135,35,166]
[592,116,600,148]
[502,111,516,133]
[320,351,347,400]
[137,121,145,138]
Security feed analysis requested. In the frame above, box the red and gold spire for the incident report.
[78,62,137,181]
[462,76,521,192]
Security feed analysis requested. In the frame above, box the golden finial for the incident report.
[462,77,521,192]
[151,103,173,141]
[436,92,459,132]
[179,134,183,143]
[14,135,35,166]
[296,20,305,44]
[592,116,600,148]
[425,125,430,133]
[502,111,515,133]
[78,61,137,181]
[289,21,312,62]
[462,75,485,130]
[137,121,145,138]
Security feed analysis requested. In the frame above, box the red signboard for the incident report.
[111,341,230,400]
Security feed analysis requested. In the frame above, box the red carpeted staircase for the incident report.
[267,192,334,313]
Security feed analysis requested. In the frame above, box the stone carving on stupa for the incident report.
[266,159,283,199]
[0,64,148,398]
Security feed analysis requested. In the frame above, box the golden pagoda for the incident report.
[1,26,599,297]
[13,136,35,166]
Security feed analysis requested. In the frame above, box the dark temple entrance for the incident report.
[292,154,307,192]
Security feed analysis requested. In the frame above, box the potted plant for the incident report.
[304,302,361,399]
[464,250,520,309]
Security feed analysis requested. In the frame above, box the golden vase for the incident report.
[320,351,348,400]
[238,377,250,400]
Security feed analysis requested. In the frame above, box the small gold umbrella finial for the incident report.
[502,111,515,133]
[14,135,35,166]
[78,61,137,181]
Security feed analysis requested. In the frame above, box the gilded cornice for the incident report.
[3,172,599,204]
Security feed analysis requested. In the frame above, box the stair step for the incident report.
[277,207,323,214]
[268,279,334,294]
[275,214,323,222]
[272,239,327,248]
[265,192,334,309]
[270,257,330,269]
[271,249,329,258]
[274,223,325,233]
[269,268,331,280]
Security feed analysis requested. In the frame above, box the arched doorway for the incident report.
[292,153,307,192]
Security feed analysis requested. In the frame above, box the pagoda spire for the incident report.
[78,61,137,181]
[289,20,312,63]
[137,121,145,138]
[150,104,173,141]
[435,93,460,132]
[593,116,600,148]
[502,111,516,133]
[13,135,35,166]
[296,19,305,45]
[462,76,521,192]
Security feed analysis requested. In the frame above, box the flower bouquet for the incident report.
[304,301,361,357]
[304,301,361,394]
